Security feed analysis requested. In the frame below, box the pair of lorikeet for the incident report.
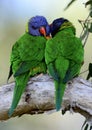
[8,16,84,116]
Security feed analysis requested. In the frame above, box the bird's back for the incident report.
[16,33,46,61]
[10,33,47,75]
[51,27,84,64]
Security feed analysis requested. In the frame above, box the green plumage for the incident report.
[8,33,47,116]
[45,22,84,111]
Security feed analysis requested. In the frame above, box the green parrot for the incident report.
[45,18,84,111]
[8,16,50,116]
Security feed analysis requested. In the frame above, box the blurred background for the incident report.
[0,0,91,130]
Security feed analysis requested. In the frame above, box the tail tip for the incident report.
[56,106,61,111]
[8,109,14,117]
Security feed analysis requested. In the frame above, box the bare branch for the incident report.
[0,74,92,121]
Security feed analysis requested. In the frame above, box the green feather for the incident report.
[14,61,38,76]
[45,23,84,111]
[8,33,47,116]
[55,81,66,111]
[14,61,47,77]
[47,63,59,81]
[8,72,30,116]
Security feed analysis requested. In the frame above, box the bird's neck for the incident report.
[59,21,76,35]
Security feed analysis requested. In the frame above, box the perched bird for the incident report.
[86,63,92,80]
[8,16,50,116]
[45,18,84,111]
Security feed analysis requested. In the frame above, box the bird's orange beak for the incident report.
[39,27,51,39]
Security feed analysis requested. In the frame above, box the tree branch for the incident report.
[0,74,92,121]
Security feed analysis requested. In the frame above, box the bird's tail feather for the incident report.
[55,81,66,111]
[7,65,13,82]
[8,73,30,117]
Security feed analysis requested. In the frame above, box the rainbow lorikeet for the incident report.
[45,18,84,111]
[8,16,50,116]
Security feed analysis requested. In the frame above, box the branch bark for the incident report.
[0,74,92,121]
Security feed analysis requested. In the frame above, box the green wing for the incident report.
[45,27,84,111]
[18,33,46,62]
[10,33,47,74]
[63,61,82,83]
[45,39,69,111]
[8,33,47,116]
[47,63,59,81]
[14,61,39,76]
[14,61,47,77]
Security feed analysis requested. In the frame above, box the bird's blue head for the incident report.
[26,16,50,38]
[50,18,68,36]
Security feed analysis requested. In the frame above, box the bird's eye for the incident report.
[32,26,37,29]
